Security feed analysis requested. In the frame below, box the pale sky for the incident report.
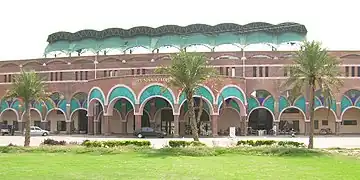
[0,0,358,60]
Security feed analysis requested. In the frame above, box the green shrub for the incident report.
[168,140,206,148]
[42,138,67,146]
[82,140,151,148]
[278,141,305,148]
[237,140,304,148]
[237,140,276,146]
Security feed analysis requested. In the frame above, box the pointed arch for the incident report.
[293,95,306,113]
[278,106,306,121]
[178,84,215,106]
[341,95,353,113]
[0,108,19,121]
[21,108,43,121]
[179,95,214,115]
[138,83,175,106]
[107,84,136,106]
[314,106,337,120]
[247,106,276,122]
[279,96,290,113]
[70,108,88,120]
[216,84,247,106]
[88,87,106,107]
[44,108,67,121]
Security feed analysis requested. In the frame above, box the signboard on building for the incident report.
[136,77,170,83]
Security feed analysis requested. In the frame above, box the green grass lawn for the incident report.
[0,152,359,180]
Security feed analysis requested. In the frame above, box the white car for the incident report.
[23,126,50,136]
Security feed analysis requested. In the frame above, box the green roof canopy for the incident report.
[44,22,307,55]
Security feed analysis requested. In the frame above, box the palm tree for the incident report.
[282,41,342,149]
[156,50,217,141]
[4,70,51,146]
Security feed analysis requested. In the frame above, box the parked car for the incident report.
[133,127,166,138]
[1,124,15,136]
[23,126,50,136]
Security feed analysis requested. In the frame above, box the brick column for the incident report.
[211,115,218,137]
[104,116,111,136]
[273,121,280,136]
[305,121,310,136]
[335,122,341,135]
[66,121,71,134]
[40,121,48,131]
[87,116,94,135]
[18,122,25,133]
[173,115,179,137]
[122,121,127,134]
[94,121,100,135]
[135,115,142,130]
[241,116,247,136]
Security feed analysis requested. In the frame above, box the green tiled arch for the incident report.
[279,96,290,113]
[70,98,81,113]
[10,99,20,111]
[58,99,67,113]
[294,96,306,113]
[263,96,275,113]
[229,100,240,112]
[89,88,105,105]
[108,86,136,106]
[179,86,214,106]
[33,101,47,114]
[217,86,245,106]
[139,85,174,106]
[341,96,352,113]
[247,96,259,113]
[0,100,9,112]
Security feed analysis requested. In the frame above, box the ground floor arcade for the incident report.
[1,103,360,136]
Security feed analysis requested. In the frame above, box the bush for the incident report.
[237,140,305,148]
[237,140,276,146]
[42,138,67,146]
[278,141,305,148]
[168,140,206,148]
[82,140,151,148]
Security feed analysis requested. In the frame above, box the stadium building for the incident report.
[0,22,359,136]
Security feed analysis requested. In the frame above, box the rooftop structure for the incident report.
[45,22,307,55]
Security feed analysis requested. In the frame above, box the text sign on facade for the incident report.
[136,77,170,83]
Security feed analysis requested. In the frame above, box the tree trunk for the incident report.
[196,97,204,135]
[308,82,315,149]
[24,102,31,147]
[187,92,199,141]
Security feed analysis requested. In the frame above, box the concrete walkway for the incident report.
[2,135,360,149]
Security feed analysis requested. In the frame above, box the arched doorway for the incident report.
[107,98,135,134]
[46,109,66,133]
[247,89,275,134]
[278,107,306,134]
[314,107,336,134]
[22,109,43,128]
[340,107,360,134]
[248,108,274,133]
[218,99,242,136]
[181,97,212,136]
[0,109,19,131]
[70,109,88,134]
[106,85,137,135]
[138,84,176,134]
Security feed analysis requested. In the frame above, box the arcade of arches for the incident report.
[2,87,360,135]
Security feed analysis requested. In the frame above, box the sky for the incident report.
[0,0,359,60]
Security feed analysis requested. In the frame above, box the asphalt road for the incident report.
[2,135,360,149]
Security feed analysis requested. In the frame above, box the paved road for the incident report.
[2,135,360,149]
